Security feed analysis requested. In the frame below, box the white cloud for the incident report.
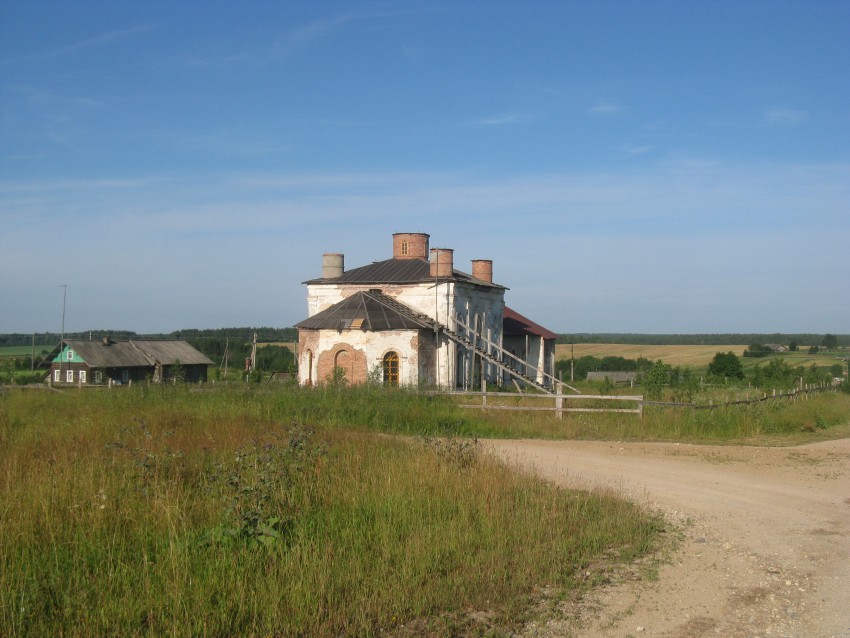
[622,144,654,156]
[587,101,623,115]
[3,161,848,332]
[468,113,537,126]
[1,25,158,65]
[764,107,809,126]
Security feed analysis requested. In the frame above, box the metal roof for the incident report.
[502,307,558,340]
[295,290,434,332]
[129,340,215,366]
[58,339,213,367]
[303,258,506,289]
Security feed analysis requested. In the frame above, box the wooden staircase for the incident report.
[364,291,576,395]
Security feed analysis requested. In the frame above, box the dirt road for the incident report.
[486,438,850,638]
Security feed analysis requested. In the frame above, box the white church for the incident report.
[295,232,557,391]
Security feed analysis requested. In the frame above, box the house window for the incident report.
[122,370,129,384]
[383,351,400,387]
[95,370,102,383]
[67,350,74,361]
[401,239,409,255]
[79,370,86,384]
[66,369,74,383]
[53,369,60,383]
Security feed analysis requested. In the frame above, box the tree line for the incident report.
[556,333,849,347]
[0,327,298,348]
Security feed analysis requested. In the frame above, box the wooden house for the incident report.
[46,337,213,385]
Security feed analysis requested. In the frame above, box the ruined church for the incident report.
[295,232,556,390]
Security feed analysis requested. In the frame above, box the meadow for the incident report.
[2,382,848,636]
[1,385,660,637]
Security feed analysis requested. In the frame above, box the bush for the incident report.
[707,352,744,381]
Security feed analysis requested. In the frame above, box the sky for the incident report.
[1,1,848,335]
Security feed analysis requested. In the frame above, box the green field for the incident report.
[0,346,52,358]
[555,343,845,372]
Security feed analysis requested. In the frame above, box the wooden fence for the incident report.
[439,386,643,418]
[644,380,841,410]
[434,380,842,417]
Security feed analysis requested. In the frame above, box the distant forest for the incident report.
[4,329,847,350]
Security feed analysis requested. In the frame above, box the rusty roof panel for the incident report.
[502,306,558,340]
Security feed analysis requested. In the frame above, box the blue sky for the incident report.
[2,1,848,334]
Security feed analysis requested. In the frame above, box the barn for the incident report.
[295,232,557,391]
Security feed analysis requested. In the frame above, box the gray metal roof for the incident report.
[295,290,434,332]
[62,339,213,367]
[303,258,505,289]
[128,340,215,366]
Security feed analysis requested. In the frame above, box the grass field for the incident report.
[0,386,660,637]
[555,343,845,371]
[0,346,52,358]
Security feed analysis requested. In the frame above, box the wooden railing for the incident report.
[431,385,643,418]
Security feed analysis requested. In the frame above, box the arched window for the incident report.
[333,349,351,384]
[305,349,313,386]
[401,240,409,256]
[383,351,400,387]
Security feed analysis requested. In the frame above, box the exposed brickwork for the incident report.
[393,233,429,260]
[429,248,454,277]
[471,259,493,283]
[316,342,368,385]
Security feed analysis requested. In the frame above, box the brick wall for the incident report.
[316,342,368,385]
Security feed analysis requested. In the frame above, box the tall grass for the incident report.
[1,386,659,636]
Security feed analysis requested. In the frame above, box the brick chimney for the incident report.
[392,232,429,260]
[471,259,493,283]
[429,248,454,278]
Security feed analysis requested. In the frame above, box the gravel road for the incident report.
[485,438,850,638]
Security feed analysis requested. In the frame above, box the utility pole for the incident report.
[59,284,67,382]
[221,337,229,379]
[570,342,574,383]
[250,332,257,372]
[434,252,440,387]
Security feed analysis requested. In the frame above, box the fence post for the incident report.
[556,382,563,420]
[481,360,487,409]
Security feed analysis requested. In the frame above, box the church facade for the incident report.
[295,232,556,390]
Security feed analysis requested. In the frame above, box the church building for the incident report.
[295,232,556,391]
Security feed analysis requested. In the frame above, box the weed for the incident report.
[419,435,480,469]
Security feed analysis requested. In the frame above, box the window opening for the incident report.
[383,351,400,387]
[401,240,409,255]
[66,369,74,383]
